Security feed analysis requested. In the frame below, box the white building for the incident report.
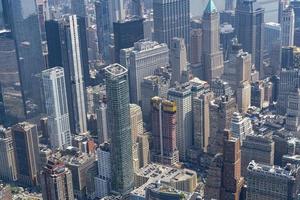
[95,143,111,199]
[120,40,169,104]
[42,67,71,149]
[168,84,193,161]
[281,6,295,47]
[230,112,253,143]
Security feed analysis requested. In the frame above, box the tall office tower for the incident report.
[264,22,281,54]
[42,67,71,149]
[279,0,290,23]
[11,122,40,186]
[220,23,235,61]
[105,64,134,194]
[95,0,112,63]
[36,0,50,40]
[282,6,295,46]
[282,46,300,69]
[190,29,202,74]
[220,130,244,200]
[153,0,190,51]
[208,96,237,156]
[5,0,45,118]
[0,83,5,124]
[41,159,74,200]
[241,134,275,176]
[277,69,300,114]
[71,0,87,17]
[137,133,150,168]
[129,104,143,171]
[230,112,253,144]
[45,15,88,134]
[202,0,224,83]
[225,0,235,11]
[251,81,265,109]
[96,102,108,144]
[141,74,170,124]
[193,91,214,153]
[236,81,251,113]
[236,0,264,78]
[285,88,300,131]
[246,161,300,200]
[170,38,188,85]
[95,143,111,199]
[0,127,17,182]
[151,97,179,166]
[168,84,193,161]
[131,0,143,17]
[111,0,125,22]
[290,0,300,28]
[120,40,169,104]
[113,18,144,63]
[222,41,252,91]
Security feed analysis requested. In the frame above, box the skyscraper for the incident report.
[168,84,193,161]
[225,0,235,11]
[113,18,144,63]
[95,0,112,62]
[221,130,244,200]
[12,122,40,187]
[153,0,190,51]
[41,159,74,200]
[120,40,169,104]
[42,67,71,149]
[236,0,264,78]
[170,38,188,84]
[151,97,179,166]
[46,15,88,134]
[6,0,45,117]
[111,0,125,22]
[0,127,17,182]
[202,0,224,83]
[70,0,87,17]
[281,6,295,47]
[105,64,134,194]
[278,0,290,23]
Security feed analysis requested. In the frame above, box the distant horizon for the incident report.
[191,0,278,22]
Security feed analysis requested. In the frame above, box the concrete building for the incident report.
[120,40,169,104]
[41,159,74,200]
[153,0,190,52]
[141,74,170,124]
[208,96,237,155]
[264,22,281,55]
[230,112,253,143]
[95,143,111,199]
[170,38,188,84]
[211,79,233,98]
[0,183,12,200]
[241,134,275,176]
[286,88,300,131]
[281,6,295,47]
[221,131,244,200]
[0,127,17,182]
[168,84,193,161]
[193,91,214,152]
[12,122,40,187]
[190,28,202,68]
[150,97,179,166]
[105,64,134,194]
[42,67,71,149]
[202,0,224,83]
[96,102,108,144]
[220,23,235,61]
[246,161,300,200]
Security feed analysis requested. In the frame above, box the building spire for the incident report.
[204,0,217,14]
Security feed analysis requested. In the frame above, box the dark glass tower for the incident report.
[235,0,264,78]
[105,64,134,194]
[113,17,144,63]
[0,83,5,124]
[6,0,45,118]
[95,0,112,63]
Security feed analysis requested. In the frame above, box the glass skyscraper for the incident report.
[6,0,45,117]
[105,64,134,194]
